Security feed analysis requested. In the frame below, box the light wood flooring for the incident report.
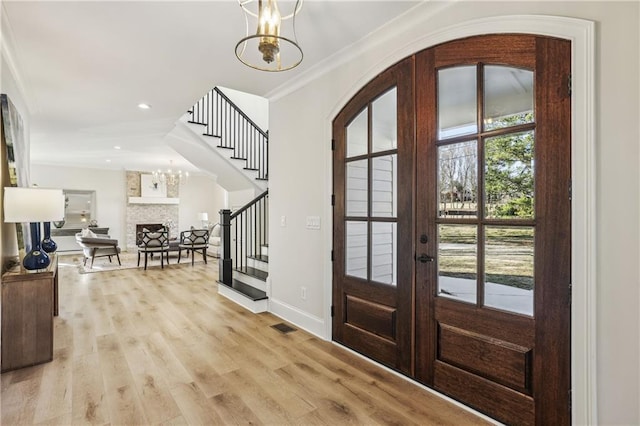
[1,256,489,425]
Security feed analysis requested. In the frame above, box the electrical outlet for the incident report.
[301,286,307,300]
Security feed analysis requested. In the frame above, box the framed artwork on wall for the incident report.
[141,174,167,198]
[1,94,30,252]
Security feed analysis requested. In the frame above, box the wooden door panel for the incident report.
[342,324,397,367]
[434,298,535,348]
[434,361,535,425]
[345,295,396,341]
[438,323,532,392]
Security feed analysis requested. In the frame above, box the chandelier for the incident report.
[235,0,303,72]
[152,162,189,186]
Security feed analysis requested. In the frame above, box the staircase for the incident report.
[218,190,269,313]
[180,86,270,312]
[177,87,268,191]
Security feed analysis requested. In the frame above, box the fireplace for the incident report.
[135,223,164,245]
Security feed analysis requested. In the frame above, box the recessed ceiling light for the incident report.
[138,103,151,109]
[114,146,121,150]
[106,159,111,163]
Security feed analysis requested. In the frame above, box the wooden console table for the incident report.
[1,254,58,373]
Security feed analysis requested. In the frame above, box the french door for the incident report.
[333,35,571,425]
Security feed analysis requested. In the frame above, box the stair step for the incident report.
[187,120,207,126]
[202,133,222,138]
[216,145,234,150]
[219,279,267,301]
[230,156,249,161]
[248,254,269,263]
[256,177,269,181]
[236,266,268,281]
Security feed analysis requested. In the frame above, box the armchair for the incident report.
[75,232,121,269]
[207,223,221,258]
[137,229,169,270]
[178,229,209,265]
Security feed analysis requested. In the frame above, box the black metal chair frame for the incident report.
[137,230,170,270]
[178,229,209,266]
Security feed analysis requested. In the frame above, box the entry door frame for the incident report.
[324,15,596,424]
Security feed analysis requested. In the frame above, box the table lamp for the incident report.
[4,187,65,270]
[197,212,209,229]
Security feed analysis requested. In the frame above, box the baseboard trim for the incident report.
[269,298,326,339]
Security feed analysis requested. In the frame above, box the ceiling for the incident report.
[1,0,423,176]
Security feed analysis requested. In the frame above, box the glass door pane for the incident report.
[484,226,534,316]
[438,66,477,139]
[484,131,535,219]
[346,160,368,216]
[484,66,534,131]
[345,221,367,280]
[372,154,397,217]
[437,224,477,304]
[371,222,397,285]
[346,108,368,157]
[438,141,478,218]
[372,88,397,152]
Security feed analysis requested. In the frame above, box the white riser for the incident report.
[247,257,268,273]
[233,271,267,292]
[218,284,268,313]
[261,245,268,256]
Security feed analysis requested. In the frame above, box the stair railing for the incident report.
[219,189,269,285]
[188,87,268,181]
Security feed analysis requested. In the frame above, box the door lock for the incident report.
[416,253,434,263]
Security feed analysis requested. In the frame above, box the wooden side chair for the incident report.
[178,229,209,266]
[137,229,169,270]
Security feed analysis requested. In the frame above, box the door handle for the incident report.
[416,254,434,263]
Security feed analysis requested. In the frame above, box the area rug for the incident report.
[59,251,208,274]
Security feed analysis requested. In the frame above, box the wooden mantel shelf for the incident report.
[128,197,179,205]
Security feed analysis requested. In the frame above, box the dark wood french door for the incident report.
[333,34,571,425]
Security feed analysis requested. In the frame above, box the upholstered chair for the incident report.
[137,229,169,270]
[178,229,209,266]
[75,232,121,269]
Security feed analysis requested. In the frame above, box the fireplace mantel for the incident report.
[128,197,179,205]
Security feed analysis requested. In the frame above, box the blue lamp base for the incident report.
[24,222,50,271]
[41,222,57,253]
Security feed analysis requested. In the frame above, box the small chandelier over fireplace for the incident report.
[152,161,189,186]
[235,0,303,72]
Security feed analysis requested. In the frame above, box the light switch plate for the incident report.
[306,216,321,230]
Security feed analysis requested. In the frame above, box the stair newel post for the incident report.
[219,209,233,285]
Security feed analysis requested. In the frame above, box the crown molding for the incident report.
[265,1,456,102]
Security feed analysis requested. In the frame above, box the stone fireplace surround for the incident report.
[125,171,179,249]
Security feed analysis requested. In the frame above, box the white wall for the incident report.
[268,2,639,424]
[178,174,227,229]
[228,188,258,211]
[30,166,228,249]
[218,86,269,132]
[30,165,127,247]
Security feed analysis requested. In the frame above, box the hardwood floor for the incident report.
[1,256,489,425]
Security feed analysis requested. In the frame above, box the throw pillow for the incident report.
[81,228,97,238]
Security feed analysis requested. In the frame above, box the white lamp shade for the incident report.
[4,187,65,223]
[197,212,208,221]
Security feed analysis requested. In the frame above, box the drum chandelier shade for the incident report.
[235,0,304,72]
